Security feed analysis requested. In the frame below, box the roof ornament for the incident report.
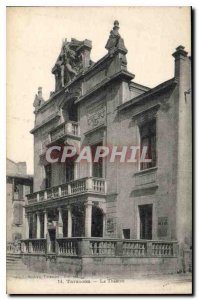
[52,38,92,91]
[105,20,127,56]
[33,87,45,112]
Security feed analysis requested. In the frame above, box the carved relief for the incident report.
[87,103,106,130]
[52,38,93,91]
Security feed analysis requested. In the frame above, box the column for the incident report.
[36,212,41,239]
[33,213,37,238]
[44,210,48,238]
[25,213,29,239]
[67,206,72,237]
[85,201,92,237]
[58,207,63,223]
[57,207,63,238]
[103,214,106,237]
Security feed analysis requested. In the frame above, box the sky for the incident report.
[6,6,191,174]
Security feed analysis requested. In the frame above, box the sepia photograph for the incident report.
[6,6,192,294]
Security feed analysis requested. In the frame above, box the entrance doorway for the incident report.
[72,205,85,237]
[91,206,103,237]
[139,204,153,240]
[48,229,56,253]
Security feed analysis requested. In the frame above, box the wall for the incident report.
[7,159,27,175]
[174,51,192,263]
[6,159,32,242]
[22,254,178,277]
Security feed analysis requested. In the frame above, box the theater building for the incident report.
[20,21,192,275]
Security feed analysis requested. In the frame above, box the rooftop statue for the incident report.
[105,20,127,56]
[33,87,45,112]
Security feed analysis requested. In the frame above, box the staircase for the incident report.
[7,253,28,273]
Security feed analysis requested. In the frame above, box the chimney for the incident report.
[172,45,188,80]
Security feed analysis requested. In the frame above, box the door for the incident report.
[91,206,103,237]
[139,204,153,240]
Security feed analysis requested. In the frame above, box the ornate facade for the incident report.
[20,21,191,275]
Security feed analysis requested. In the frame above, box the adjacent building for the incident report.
[21,21,192,275]
[6,158,33,243]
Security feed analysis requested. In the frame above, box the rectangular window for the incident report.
[92,142,103,178]
[123,229,130,239]
[13,203,23,225]
[45,164,52,188]
[14,183,23,200]
[65,160,74,182]
[140,119,156,170]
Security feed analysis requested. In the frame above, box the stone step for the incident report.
[7,255,21,259]
[7,265,27,270]
[7,261,24,266]
[7,261,28,270]
[7,257,21,261]
[6,254,28,271]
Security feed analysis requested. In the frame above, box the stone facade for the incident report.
[23,21,191,274]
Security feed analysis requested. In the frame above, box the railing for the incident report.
[122,240,147,256]
[89,240,116,256]
[50,121,80,142]
[56,238,78,256]
[27,177,106,204]
[27,193,38,204]
[70,178,87,194]
[7,241,21,254]
[134,167,157,186]
[20,238,178,258]
[152,241,174,256]
[21,239,46,254]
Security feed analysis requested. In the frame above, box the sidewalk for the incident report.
[7,269,192,294]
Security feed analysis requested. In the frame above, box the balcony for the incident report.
[134,167,158,190]
[26,177,107,204]
[49,120,80,144]
[39,121,80,156]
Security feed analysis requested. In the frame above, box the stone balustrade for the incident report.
[27,192,38,204]
[134,167,157,186]
[26,177,106,204]
[56,238,78,256]
[20,237,178,257]
[58,238,177,257]
[7,241,21,254]
[89,240,116,256]
[50,121,80,142]
[20,238,178,258]
[21,239,47,254]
